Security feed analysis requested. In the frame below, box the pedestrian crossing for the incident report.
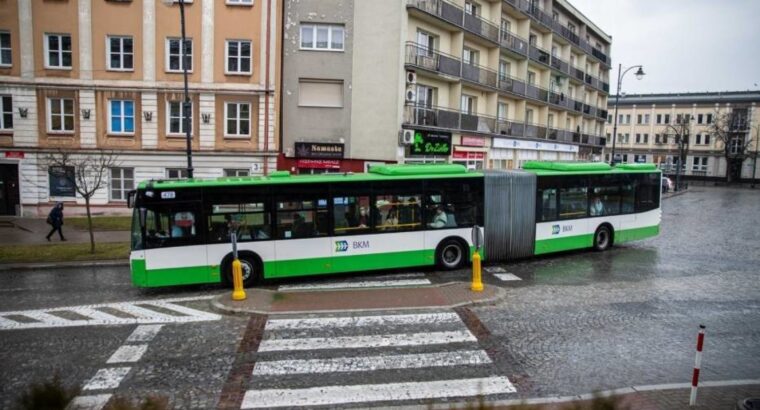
[485,266,522,281]
[277,272,431,291]
[0,296,220,331]
[242,311,516,408]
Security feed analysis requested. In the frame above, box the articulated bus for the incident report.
[128,162,661,287]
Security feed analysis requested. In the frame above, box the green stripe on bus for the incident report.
[534,224,660,255]
[131,258,214,287]
[614,224,660,243]
[263,249,436,279]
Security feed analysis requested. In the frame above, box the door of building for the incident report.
[0,163,20,215]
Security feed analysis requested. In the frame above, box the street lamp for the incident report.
[609,64,645,165]
[162,0,193,178]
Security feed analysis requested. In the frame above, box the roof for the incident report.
[137,164,482,190]
[521,161,659,176]
[609,91,760,106]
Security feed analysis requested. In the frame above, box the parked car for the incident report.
[662,176,674,193]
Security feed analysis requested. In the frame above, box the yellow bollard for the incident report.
[231,258,247,301]
[471,250,483,292]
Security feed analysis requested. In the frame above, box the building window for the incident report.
[634,154,647,163]
[110,167,134,201]
[45,33,72,69]
[697,114,703,124]
[461,95,476,115]
[107,36,134,71]
[298,79,344,108]
[706,113,712,124]
[416,30,436,55]
[109,100,135,134]
[166,37,192,72]
[625,114,631,124]
[704,134,710,146]
[692,157,708,172]
[656,114,662,124]
[166,168,188,179]
[695,134,701,145]
[464,1,479,16]
[497,102,508,120]
[637,114,642,124]
[644,114,650,124]
[224,169,249,177]
[463,48,478,65]
[664,114,670,124]
[300,24,344,51]
[224,102,251,137]
[167,101,192,135]
[226,40,252,74]
[729,138,743,155]
[415,84,435,108]
[527,71,536,85]
[0,31,11,66]
[48,98,75,132]
[0,96,12,130]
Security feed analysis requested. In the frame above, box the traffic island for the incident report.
[211,281,506,315]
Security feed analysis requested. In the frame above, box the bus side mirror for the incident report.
[127,190,136,208]
[138,208,147,229]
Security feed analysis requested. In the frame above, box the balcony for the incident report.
[407,0,499,45]
[497,74,527,96]
[404,43,462,78]
[499,30,528,56]
[462,61,498,89]
[528,44,551,66]
[496,119,525,137]
[403,104,496,134]
[525,83,549,102]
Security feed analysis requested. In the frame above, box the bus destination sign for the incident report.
[409,130,452,156]
[295,142,344,159]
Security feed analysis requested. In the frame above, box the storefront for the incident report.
[491,137,579,169]
[402,129,452,165]
[452,135,487,170]
[278,142,371,174]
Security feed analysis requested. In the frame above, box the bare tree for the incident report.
[748,124,760,188]
[38,149,120,253]
[661,115,691,191]
[709,109,754,183]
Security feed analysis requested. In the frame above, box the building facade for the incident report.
[0,0,281,216]
[279,0,611,174]
[605,92,760,181]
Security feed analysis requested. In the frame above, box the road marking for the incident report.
[66,394,112,410]
[241,376,516,408]
[82,367,131,391]
[265,312,461,331]
[106,344,148,364]
[73,308,124,322]
[111,303,179,320]
[126,324,164,342]
[18,311,72,325]
[485,266,507,273]
[494,273,522,281]
[253,350,492,375]
[278,279,431,291]
[258,330,477,352]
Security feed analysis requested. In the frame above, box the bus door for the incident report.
[142,201,211,286]
[273,196,332,277]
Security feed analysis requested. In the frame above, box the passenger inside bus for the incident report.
[427,206,448,228]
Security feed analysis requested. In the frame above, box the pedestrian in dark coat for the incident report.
[46,202,66,241]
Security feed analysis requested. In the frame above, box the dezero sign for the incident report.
[409,130,452,156]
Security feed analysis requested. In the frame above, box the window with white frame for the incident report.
[300,24,344,51]
[226,0,253,5]
[0,96,12,130]
[225,102,251,136]
[107,36,134,71]
[226,40,252,74]
[48,98,75,132]
[110,167,134,201]
[109,100,135,134]
[464,1,479,16]
[45,33,72,69]
[461,95,476,115]
[415,84,435,108]
[0,31,11,66]
[497,102,508,120]
[166,37,192,72]
[416,30,435,56]
[224,169,249,177]
[692,157,708,171]
[166,168,187,179]
[703,133,710,146]
[167,101,192,135]
[644,114,650,124]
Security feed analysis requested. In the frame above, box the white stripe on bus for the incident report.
[258,330,477,352]
[264,312,462,331]
[277,279,431,291]
[240,376,516,408]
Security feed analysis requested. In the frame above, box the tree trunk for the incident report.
[85,197,95,254]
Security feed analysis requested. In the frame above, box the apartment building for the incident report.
[605,92,760,181]
[0,0,280,216]
[279,0,611,173]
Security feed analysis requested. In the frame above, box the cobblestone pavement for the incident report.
[0,186,758,409]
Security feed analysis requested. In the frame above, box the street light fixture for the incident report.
[609,64,645,165]
[162,0,193,178]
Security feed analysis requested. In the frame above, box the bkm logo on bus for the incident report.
[335,240,349,252]
[335,240,370,252]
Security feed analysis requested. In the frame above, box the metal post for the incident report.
[690,325,706,406]
[471,225,483,292]
[609,64,622,165]
[179,0,193,179]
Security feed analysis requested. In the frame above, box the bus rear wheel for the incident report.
[223,254,260,288]
[437,239,466,270]
[593,225,612,251]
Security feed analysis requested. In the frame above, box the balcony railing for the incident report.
[462,61,498,89]
[404,43,462,78]
[529,44,551,66]
[407,0,499,44]
[499,30,528,56]
[525,83,549,101]
[497,74,527,96]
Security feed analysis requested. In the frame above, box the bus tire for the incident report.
[222,252,261,288]
[593,225,613,251]
[437,239,466,270]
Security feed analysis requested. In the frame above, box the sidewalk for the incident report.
[0,216,129,246]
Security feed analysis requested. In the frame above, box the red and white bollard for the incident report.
[689,325,706,406]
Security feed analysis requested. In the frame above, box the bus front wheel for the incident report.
[437,239,466,270]
[223,254,260,288]
[593,225,612,251]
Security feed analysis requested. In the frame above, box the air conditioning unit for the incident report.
[406,70,417,85]
[405,85,416,105]
[399,129,415,145]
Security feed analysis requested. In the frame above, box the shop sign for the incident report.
[295,142,344,159]
[409,130,452,156]
[452,149,485,160]
[492,137,579,153]
[4,151,24,159]
[296,159,341,169]
[461,136,485,147]
[48,166,76,197]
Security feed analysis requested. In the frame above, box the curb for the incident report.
[663,189,689,199]
[210,281,507,316]
[0,259,129,272]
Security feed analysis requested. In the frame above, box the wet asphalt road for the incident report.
[0,186,758,408]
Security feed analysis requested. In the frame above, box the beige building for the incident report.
[279,0,611,173]
[605,92,760,181]
[0,0,281,216]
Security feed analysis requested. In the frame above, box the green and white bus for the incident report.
[128,161,661,287]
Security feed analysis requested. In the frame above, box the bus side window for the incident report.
[540,188,558,221]
[621,179,635,213]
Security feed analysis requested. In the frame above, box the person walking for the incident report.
[46,202,66,241]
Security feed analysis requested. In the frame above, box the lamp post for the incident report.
[609,64,645,165]
[163,0,193,178]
